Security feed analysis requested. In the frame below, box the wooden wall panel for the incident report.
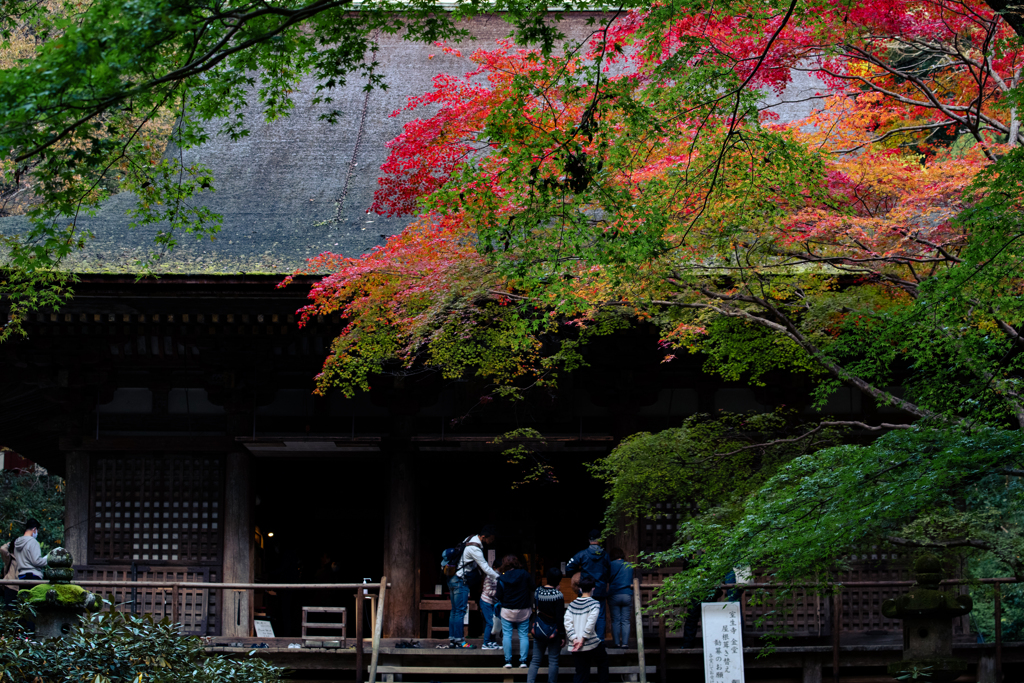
[76,565,219,635]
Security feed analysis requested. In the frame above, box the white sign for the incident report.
[253,620,276,638]
[701,602,744,683]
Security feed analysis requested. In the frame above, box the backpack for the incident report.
[441,538,481,580]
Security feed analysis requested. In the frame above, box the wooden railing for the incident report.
[638,577,1017,683]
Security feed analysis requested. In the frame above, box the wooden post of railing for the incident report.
[995,582,1003,682]
[171,583,180,626]
[633,578,647,683]
[369,576,387,683]
[658,615,667,683]
[355,586,365,683]
[832,590,841,683]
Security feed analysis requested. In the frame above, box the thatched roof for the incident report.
[0,13,820,275]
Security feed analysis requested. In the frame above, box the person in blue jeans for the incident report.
[480,560,502,649]
[496,554,534,667]
[606,548,635,648]
[448,526,499,649]
[528,567,566,683]
[566,529,610,641]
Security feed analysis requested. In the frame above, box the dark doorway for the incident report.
[253,455,385,637]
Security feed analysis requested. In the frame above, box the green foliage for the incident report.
[647,427,1024,622]
[590,410,845,539]
[0,0,619,333]
[0,604,280,682]
[686,316,827,386]
[0,469,64,551]
[494,428,555,487]
[961,472,1024,641]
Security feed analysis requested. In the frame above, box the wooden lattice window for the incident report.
[641,502,681,554]
[90,456,224,565]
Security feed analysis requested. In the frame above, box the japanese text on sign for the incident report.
[701,602,744,683]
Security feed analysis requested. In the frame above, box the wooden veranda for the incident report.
[4,573,1020,683]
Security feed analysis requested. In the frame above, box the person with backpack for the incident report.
[564,576,609,683]
[496,554,534,668]
[565,529,610,641]
[443,525,498,649]
[606,548,635,648]
[527,567,566,683]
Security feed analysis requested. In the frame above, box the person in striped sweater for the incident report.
[563,577,609,683]
[527,567,567,683]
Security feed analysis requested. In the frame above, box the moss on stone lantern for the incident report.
[18,547,101,638]
[881,555,972,683]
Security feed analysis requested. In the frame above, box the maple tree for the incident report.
[290,0,1024,609]
[304,0,1023,421]
[0,0,615,342]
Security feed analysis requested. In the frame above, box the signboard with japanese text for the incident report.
[701,602,744,683]
[253,620,276,638]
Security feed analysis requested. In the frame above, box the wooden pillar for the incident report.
[222,450,253,637]
[64,452,90,566]
[611,513,640,563]
[383,450,418,638]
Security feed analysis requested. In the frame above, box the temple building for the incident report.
[0,11,1009,682]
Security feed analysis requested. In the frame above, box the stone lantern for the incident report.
[881,555,972,683]
[18,547,101,638]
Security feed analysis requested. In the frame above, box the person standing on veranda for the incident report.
[496,554,534,668]
[448,525,499,649]
[607,548,635,648]
[480,560,502,649]
[527,567,566,683]
[566,529,610,640]
[564,577,610,683]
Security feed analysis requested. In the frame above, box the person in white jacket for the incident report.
[13,518,48,580]
[564,577,609,683]
[447,525,499,649]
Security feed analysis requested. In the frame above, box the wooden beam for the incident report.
[383,451,418,639]
[633,578,647,683]
[369,576,387,683]
[222,451,253,638]
[60,436,236,452]
[64,452,90,566]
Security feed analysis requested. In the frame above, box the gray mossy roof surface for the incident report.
[0,14,614,276]
[0,14,820,276]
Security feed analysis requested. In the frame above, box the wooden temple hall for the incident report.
[0,11,1021,683]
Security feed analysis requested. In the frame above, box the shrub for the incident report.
[0,602,281,682]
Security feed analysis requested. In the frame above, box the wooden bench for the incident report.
[376,665,655,682]
[420,598,478,638]
[302,606,347,643]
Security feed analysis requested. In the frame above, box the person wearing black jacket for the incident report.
[496,554,534,668]
[566,529,611,640]
[528,567,566,683]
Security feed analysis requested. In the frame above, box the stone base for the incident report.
[887,658,968,683]
[34,607,84,639]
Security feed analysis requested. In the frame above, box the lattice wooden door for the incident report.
[90,455,224,565]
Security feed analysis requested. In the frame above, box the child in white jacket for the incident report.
[563,578,609,683]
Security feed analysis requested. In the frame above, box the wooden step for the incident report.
[374,666,655,675]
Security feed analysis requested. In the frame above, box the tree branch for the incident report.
[888,535,993,551]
